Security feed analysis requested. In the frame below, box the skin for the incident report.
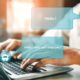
[0,39,80,70]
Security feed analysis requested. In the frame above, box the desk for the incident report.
[34,65,80,80]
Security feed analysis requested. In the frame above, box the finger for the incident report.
[0,39,12,48]
[5,41,18,51]
[21,59,27,65]
[13,54,20,59]
[0,40,11,50]
[0,44,3,51]
[17,54,22,59]
[20,59,37,69]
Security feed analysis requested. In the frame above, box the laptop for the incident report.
[0,50,73,80]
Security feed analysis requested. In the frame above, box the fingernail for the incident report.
[20,64,23,69]
[31,62,39,66]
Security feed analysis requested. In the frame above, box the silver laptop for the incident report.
[1,59,73,80]
[0,50,73,80]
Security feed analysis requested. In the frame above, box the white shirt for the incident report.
[43,3,80,49]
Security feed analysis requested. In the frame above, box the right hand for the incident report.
[0,39,22,59]
[20,47,80,69]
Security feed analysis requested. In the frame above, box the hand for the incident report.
[20,47,80,70]
[0,39,22,59]
[20,59,44,69]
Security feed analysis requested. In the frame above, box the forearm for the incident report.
[41,47,80,66]
[55,47,80,65]
[63,47,80,65]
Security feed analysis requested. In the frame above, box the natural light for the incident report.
[7,0,33,33]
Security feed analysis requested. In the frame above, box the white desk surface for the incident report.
[34,65,80,80]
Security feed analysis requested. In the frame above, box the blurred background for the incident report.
[0,0,80,41]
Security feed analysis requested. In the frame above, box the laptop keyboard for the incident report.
[1,61,28,75]
[1,61,73,75]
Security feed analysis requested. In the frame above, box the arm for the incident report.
[0,39,22,59]
[41,47,80,66]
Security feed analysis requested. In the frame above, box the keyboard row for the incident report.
[1,62,27,75]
